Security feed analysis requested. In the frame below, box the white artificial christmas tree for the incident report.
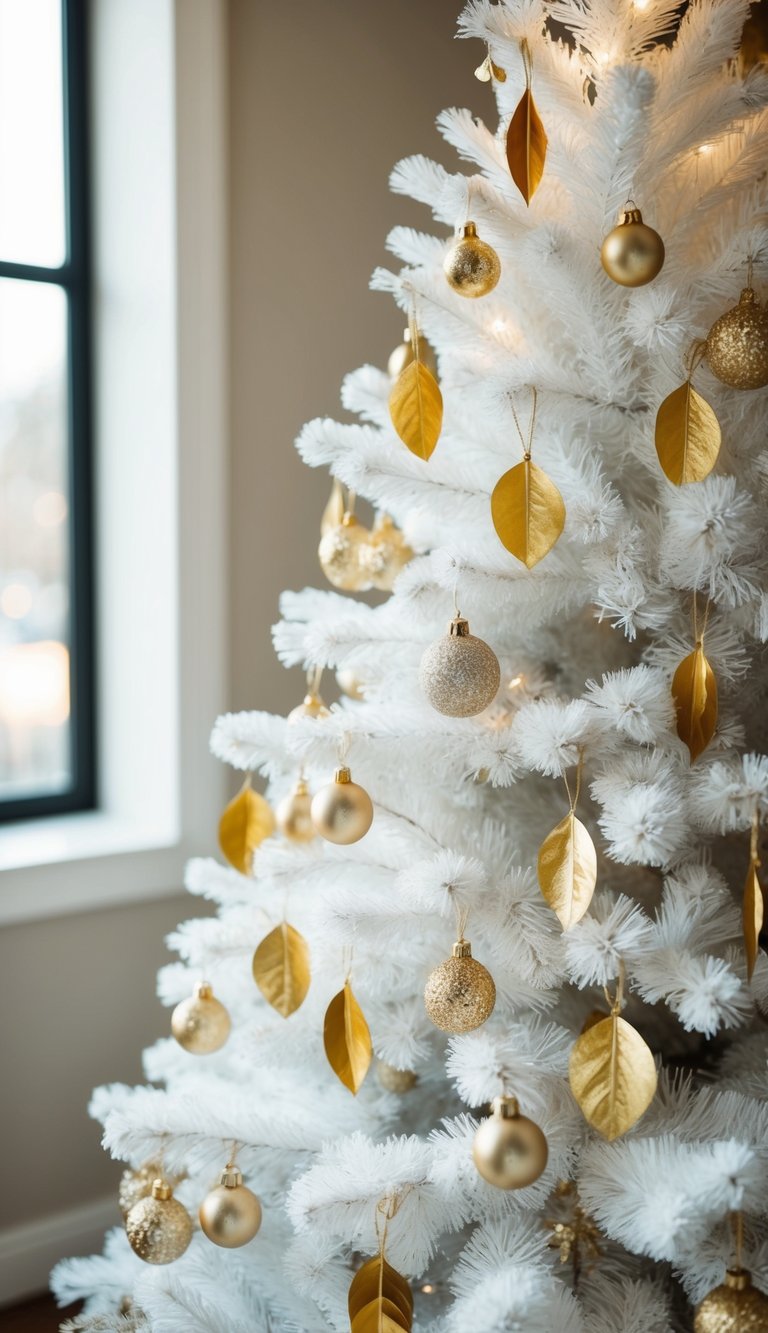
[53,1,768,1329]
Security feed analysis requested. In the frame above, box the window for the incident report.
[0,0,93,819]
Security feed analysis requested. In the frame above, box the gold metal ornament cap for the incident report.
[151,1178,172,1201]
[491,1094,521,1119]
[220,1164,244,1189]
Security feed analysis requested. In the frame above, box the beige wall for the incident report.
[0,0,474,1259]
[229,0,475,714]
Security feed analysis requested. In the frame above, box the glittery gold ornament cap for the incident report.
[706,288,768,390]
[424,939,496,1032]
[420,616,501,717]
[694,1268,768,1331]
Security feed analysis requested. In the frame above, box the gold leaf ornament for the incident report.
[655,378,721,485]
[491,457,565,568]
[538,810,597,930]
[569,1007,657,1140]
[506,40,547,204]
[218,778,275,875]
[744,812,765,982]
[252,922,310,1017]
[323,979,372,1093]
[475,51,506,82]
[672,641,717,761]
[389,359,443,461]
[349,1254,414,1333]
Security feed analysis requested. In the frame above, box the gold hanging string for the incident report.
[603,958,626,1015]
[342,943,354,985]
[374,1187,413,1261]
[337,731,351,766]
[509,385,538,461]
[692,590,712,646]
[407,300,421,364]
[685,339,709,378]
[307,664,323,695]
[454,899,471,943]
[732,1209,744,1269]
[228,1140,239,1168]
[347,489,357,517]
[562,751,584,815]
[747,254,754,289]
[751,804,761,868]
[520,37,533,90]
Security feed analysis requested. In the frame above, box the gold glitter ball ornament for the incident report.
[171,981,231,1055]
[376,1059,418,1093]
[424,939,496,1033]
[472,1095,548,1189]
[443,222,501,298]
[125,1179,193,1265]
[318,512,371,590]
[199,1164,262,1249]
[706,288,768,390]
[288,690,330,722]
[311,765,373,844]
[275,777,315,843]
[694,1268,768,1331]
[420,615,500,717]
[388,327,438,379]
[360,513,414,592]
[600,206,665,287]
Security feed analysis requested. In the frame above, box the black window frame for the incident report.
[0,0,95,821]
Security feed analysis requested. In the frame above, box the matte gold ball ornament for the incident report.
[444,222,501,298]
[472,1095,548,1189]
[171,982,231,1055]
[420,615,501,717]
[311,765,373,844]
[694,1268,768,1331]
[360,513,414,592]
[125,1178,193,1265]
[275,777,315,843]
[376,1060,418,1093]
[199,1164,262,1249]
[424,939,496,1033]
[705,288,768,390]
[600,205,665,287]
[388,327,438,379]
[318,512,371,591]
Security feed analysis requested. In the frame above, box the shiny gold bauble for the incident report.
[706,288,768,390]
[472,1095,548,1189]
[311,765,373,844]
[336,667,365,700]
[600,207,665,287]
[424,939,496,1033]
[287,690,331,723]
[199,1165,262,1249]
[443,222,501,298]
[275,777,315,843]
[388,327,438,379]
[694,1268,768,1331]
[318,512,371,591]
[119,1162,167,1219]
[171,982,231,1055]
[360,513,414,592]
[125,1179,193,1265]
[420,615,500,717]
[376,1060,418,1093]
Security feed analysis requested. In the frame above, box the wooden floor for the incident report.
[0,1294,80,1331]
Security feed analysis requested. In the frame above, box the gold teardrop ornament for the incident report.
[252,922,310,1017]
[569,1012,657,1140]
[218,778,275,875]
[672,644,717,761]
[389,360,443,461]
[349,1255,413,1332]
[323,979,372,1094]
[655,380,721,485]
[491,458,565,568]
[743,857,764,983]
[538,811,597,930]
[507,88,547,204]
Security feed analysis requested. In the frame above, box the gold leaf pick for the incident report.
[323,979,372,1094]
[672,643,717,761]
[252,922,310,1017]
[506,88,547,204]
[655,380,721,485]
[349,1257,413,1326]
[475,52,506,82]
[491,458,565,568]
[351,1300,409,1333]
[743,859,763,982]
[321,477,345,535]
[491,59,507,82]
[538,811,597,930]
[569,1013,657,1140]
[389,360,443,461]
[218,777,275,875]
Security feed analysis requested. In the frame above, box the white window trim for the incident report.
[0,0,228,925]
